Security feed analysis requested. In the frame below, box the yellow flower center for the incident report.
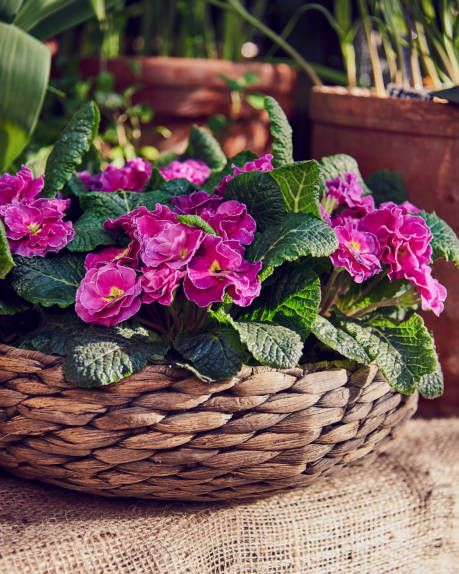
[27,223,42,235]
[114,248,129,260]
[180,248,188,259]
[347,240,361,252]
[103,286,125,302]
[210,260,222,273]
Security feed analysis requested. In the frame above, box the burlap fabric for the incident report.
[0,419,458,574]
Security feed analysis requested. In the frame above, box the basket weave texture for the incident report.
[0,344,418,501]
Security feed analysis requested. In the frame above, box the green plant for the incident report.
[92,71,170,162]
[0,0,119,171]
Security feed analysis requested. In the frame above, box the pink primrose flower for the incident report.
[205,200,256,245]
[172,191,222,216]
[84,245,139,271]
[141,265,185,306]
[183,235,261,307]
[215,153,273,195]
[381,200,421,215]
[79,158,152,193]
[0,198,74,257]
[404,265,447,317]
[75,262,142,327]
[359,204,432,281]
[135,208,203,269]
[0,166,43,206]
[325,172,364,208]
[159,159,210,186]
[330,221,381,283]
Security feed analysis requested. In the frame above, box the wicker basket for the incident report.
[0,343,417,501]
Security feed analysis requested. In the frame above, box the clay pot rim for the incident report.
[309,85,459,137]
[80,55,298,93]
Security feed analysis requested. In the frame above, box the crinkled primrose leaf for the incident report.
[264,96,293,167]
[246,213,338,273]
[225,171,284,232]
[183,125,226,170]
[334,313,441,397]
[419,211,459,267]
[11,253,85,308]
[64,323,168,387]
[269,160,322,216]
[43,101,100,197]
[174,329,244,382]
[231,321,303,370]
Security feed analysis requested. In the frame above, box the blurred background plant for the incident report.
[0,0,120,171]
[5,1,459,172]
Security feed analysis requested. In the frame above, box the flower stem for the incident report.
[320,268,343,316]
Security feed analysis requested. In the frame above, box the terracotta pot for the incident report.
[309,86,459,416]
[80,56,298,156]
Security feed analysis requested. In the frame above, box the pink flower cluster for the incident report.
[325,173,446,316]
[159,159,211,186]
[215,153,273,194]
[0,166,74,257]
[75,192,261,326]
[79,158,152,193]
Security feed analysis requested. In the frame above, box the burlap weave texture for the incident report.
[0,418,458,574]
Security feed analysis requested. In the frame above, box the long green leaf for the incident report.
[0,23,50,170]
[14,0,118,38]
[0,0,24,22]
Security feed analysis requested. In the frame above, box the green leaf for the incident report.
[78,189,169,221]
[0,23,50,170]
[0,220,14,279]
[43,101,100,197]
[365,169,408,205]
[64,323,167,387]
[310,315,370,363]
[0,0,23,22]
[184,125,226,171]
[11,253,85,308]
[177,214,218,235]
[419,211,459,267]
[244,266,321,339]
[15,0,119,39]
[337,278,416,316]
[68,211,116,252]
[174,328,243,382]
[247,213,338,276]
[225,171,285,232]
[157,178,195,198]
[336,313,441,396]
[67,175,90,197]
[269,160,322,216]
[232,321,303,369]
[320,154,369,194]
[264,96,293,167]
[417,370,444,400]
[0,298,27,316]
[203,150,257,192]
[20,315,82,355]
[143,167,165,191]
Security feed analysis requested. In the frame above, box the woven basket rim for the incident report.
[0,342,364,390]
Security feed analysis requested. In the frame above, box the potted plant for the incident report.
[76,0,317,156]
[0,97,457,500]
